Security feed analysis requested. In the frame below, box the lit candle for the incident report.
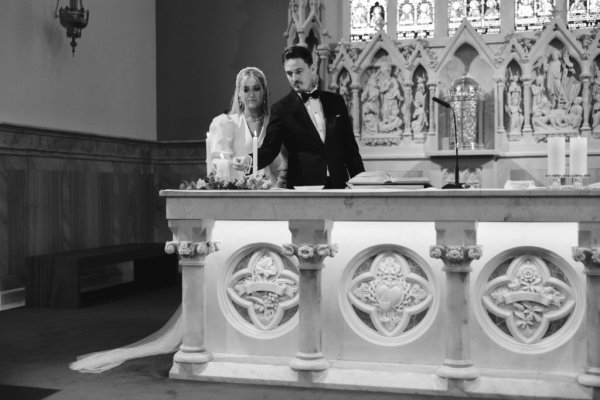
[570,136,588,176]
[213,153,229,180]
[547,136,566,176]
[205,132,212,173]
[252,130,258,176]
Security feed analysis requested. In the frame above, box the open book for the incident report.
[347,171,432,189]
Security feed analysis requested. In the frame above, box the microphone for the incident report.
[432,97,451,109]
[432,97,464,189]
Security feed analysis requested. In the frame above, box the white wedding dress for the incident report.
[70,113,287,373]
[69,305,183,373]
[208,113,287,186]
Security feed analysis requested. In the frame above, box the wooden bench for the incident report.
[26,243,178,308]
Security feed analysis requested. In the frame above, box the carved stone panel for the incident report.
[475,248,584,352]
[221,245,299,337]
[341,246,437,345]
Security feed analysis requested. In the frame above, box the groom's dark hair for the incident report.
[281,45,313,66]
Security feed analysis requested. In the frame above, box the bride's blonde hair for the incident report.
[229,67,270,116]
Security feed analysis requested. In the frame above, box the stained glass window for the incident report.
[515,0,555,31]
[568,0,600,29]
[351,0,388,42]
[397,0,435,39]
[448,0,501,36]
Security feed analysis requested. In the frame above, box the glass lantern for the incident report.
[447,75,484,150]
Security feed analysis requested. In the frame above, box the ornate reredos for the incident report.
[285,1,600,153]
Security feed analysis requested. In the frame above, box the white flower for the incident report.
[297,245,314,259]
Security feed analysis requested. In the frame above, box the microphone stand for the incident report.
[433,97,464,189]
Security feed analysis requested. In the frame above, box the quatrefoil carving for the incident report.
[482,255,575,344]
[348,251,433,337]
[227,248,299,331]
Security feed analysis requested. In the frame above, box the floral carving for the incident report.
[282,243,338,262]
[482,255,575,344]
[227,249,299,331]
[348,252,432,337]
[572,246,600,267]
[429,245,482,264]
[164,240,220,258]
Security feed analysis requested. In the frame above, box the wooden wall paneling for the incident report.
[0,124,205,294]
[7,169,27,289]
[0,168,8,290]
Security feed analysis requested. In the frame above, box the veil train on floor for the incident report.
[69,305,183,373]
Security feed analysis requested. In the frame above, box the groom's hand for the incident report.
[232,155,252,171]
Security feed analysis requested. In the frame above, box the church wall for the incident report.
[0,123,203,300]
[0,0,156,141]
[156,0,290,141]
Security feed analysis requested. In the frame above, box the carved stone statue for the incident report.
[506,95,524,134]
[377,64,403,133]
[531,73,547,113]
[411,76,428,135]
[546,49,564,108]
[568,96,583,129]
[593,101,600,130]
[531,48,581,134]
[505,72,523,137]
[361,71,380,135]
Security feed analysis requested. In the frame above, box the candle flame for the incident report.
[220,153,224,159]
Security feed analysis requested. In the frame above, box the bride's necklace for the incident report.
[246,114,264,122]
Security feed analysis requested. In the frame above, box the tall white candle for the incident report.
[547,136,566,176]
[570,136,588,176]
[213,153,229,180]
[252,130,258,176]
[205,132,212,173]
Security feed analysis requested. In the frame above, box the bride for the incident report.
[69,67,287,373]
[208,67,287,186]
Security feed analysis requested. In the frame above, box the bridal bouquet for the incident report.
[180,172,272,190]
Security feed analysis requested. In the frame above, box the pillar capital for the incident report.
[165,240,220,258]
[430,245,482,272]
[572,247,600,275]
[282,243,338,267]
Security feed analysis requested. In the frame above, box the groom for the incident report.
[233,45,364,189]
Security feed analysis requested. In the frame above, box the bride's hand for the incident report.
[232,155,252,171]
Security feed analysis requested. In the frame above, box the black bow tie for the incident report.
[300,90,320,102]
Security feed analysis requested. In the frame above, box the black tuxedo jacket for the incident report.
[257,90,364,189]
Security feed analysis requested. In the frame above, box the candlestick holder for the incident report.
[568,174,590,189]
[545,174,563,189]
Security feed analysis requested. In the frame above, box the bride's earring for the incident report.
[238,97,244,110]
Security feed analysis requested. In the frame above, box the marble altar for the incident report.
[160,188,600,399]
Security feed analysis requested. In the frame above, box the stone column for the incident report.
[496,79,506,134]
[430,221,481,382]
[317,45,331,91]
[573,222,600,389]
[283,220,336,371]
[165,219,218,366]
[428,83,436,138]
[351,83,362,138]
[403,82,413,139]
[522,75,533,133]
[581,74,592,135]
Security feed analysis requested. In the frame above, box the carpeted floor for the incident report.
[0,283,451,400]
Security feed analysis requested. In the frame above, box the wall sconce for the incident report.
[54,0,90,57]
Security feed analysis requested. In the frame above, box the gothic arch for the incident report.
[435,20,497,78]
